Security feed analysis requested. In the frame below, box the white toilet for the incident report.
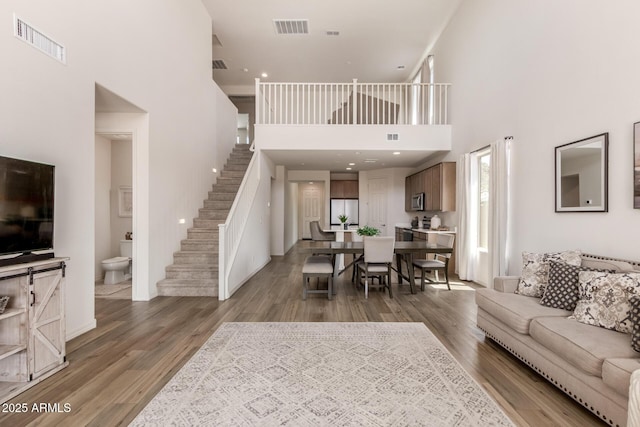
[101,240,132,285]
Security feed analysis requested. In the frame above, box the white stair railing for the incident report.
[255,78,451,126]
[218,148,260,300]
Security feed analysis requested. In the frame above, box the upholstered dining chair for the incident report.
[355,236,395,299]
[310,221,335,241]
[412,233,455,291]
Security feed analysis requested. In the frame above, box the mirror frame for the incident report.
[555,133,608,212]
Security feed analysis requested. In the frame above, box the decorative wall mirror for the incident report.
[555,133,608,212]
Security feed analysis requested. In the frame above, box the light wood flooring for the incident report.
[0,242,606,426]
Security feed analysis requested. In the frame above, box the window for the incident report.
[478,151,490,251]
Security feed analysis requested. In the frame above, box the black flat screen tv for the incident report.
[0,156,55,259]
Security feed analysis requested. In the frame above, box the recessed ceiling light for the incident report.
[393,152,400,155]
[243,68,249,72]
[309,182,314,185]
[346,167,352,170]
[348,162,355,166]
[212,168,218,173]
[261,72,268,78]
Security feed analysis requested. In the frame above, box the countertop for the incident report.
[395,224,456,234]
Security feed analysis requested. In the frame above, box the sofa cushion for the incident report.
[631,295,640,352]
[572,271,640,333]
[529,317,639,377]
[516,250,582,298]
[540,261,613,311]
[602,358,640,396]
[476,288,571,334]
[602,358,640,398]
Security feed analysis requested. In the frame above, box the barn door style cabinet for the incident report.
[0,258,68,403]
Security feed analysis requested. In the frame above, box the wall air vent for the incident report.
[13,15,65,64]
[212,59,228,70]
[386,133,399,141]
[273,19,309,35]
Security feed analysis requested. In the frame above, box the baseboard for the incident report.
[66,319,97,341]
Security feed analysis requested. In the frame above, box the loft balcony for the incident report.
[253,79,452,160]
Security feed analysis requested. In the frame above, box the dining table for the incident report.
[301,240,454,294]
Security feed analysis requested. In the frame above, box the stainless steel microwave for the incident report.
[411,193,424,211]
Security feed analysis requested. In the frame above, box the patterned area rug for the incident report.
[131,322,515,426]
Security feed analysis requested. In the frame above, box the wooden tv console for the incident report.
[0,257,69,403]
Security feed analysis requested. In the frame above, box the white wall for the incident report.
[1,0,237,338]
[94,135,111,281]
[431,0,640,272]
[226,151,273,297]
[284,181,299,251]
[110,140,132,256]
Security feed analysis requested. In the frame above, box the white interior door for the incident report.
[301,187,322,239]
[368,178,388,235]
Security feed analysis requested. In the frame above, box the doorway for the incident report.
[368,178,388,236]
[299,183,324,239]
[95,83,150,301]
[94,133,133,299]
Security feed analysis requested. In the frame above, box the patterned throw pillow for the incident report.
[630,295,640,352]
[516,250,582,297]
[540,261,612,310]
[572,271,640,333]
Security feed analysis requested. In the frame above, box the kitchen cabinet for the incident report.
[0,258,68,403]
[404,162,456,212]
[330,180,358,199]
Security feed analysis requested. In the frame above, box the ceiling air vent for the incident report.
[212,59,228,70]
[325,31,340,36]
[13,15,65,64]
[273,19,309,35]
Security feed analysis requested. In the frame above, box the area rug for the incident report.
[94,283,130,296]
[131,322,515,426]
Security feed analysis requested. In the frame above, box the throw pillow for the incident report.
[630,295,640,352]
[540,261,612,311]
[516,250,582,298]
[572,271,640,333]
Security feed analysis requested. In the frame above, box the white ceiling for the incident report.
[203,0,462,90]
[262,148,442,171]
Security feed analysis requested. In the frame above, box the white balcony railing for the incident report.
[255,78,450,126]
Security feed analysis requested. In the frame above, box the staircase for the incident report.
[156,144,253,297]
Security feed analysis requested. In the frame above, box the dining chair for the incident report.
[355,236,395,298]
[412,233,455,291]
[310,221,335,241]
[302,255,335,300]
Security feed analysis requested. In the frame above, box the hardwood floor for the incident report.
[0,242,606,426]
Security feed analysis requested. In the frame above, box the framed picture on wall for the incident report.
[635,122,640,209]
[118,186,133,217]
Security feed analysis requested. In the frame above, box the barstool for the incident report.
[302,255,335,300]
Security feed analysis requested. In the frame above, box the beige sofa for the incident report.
[476,254,640,427]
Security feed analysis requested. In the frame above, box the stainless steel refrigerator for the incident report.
[330,199,359,226]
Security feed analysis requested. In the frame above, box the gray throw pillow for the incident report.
[540,261,612,311]
[631,295,640,352]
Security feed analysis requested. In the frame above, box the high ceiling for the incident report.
[203,0,462,92]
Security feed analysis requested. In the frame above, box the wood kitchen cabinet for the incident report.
[405,162,456,212]
[330,180,359,199]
